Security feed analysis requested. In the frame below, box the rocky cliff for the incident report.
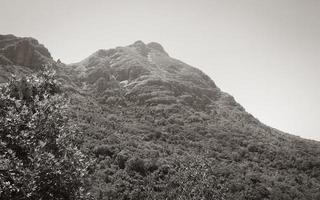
[0,34,52,67]
[0,34,54,82]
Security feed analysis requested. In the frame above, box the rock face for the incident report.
[0,34,56,83]
[0,34,52,68]
[69,40,226,110]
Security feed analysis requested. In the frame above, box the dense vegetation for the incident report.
[69,84,320,200]
[0,70,92,199]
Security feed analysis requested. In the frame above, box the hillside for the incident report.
[1,34,320,200]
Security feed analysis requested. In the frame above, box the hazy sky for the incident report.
[1,0,319,141]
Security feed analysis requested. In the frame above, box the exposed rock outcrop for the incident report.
[69,40,221,109]
[0,34,52,68]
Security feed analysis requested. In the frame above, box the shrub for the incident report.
[93,145,114,157]
[115,150,130,169]
[126,157,146,175]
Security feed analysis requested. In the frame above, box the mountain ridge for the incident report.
[1,34,320,200]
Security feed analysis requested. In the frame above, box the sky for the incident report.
[1,0,319,141]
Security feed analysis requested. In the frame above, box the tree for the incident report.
[0,69,92,200]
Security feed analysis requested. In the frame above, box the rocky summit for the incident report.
[69,40,223,109]
[1,34,320,200]
[0,34,53,82]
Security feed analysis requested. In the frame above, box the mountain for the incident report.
[1,34,320,200]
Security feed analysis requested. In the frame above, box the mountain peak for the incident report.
[69,39,219,110]
[147,42,168,55]
[129,40,168,56]
[132,40,146,46]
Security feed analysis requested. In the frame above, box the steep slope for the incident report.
[68,41,320,199]
[1,35,320,200]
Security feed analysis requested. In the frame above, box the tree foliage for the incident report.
[0,70,92,200]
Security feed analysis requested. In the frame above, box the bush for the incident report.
[93,145,114,157]
[126,157,146,175]
[115,150,130,169]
